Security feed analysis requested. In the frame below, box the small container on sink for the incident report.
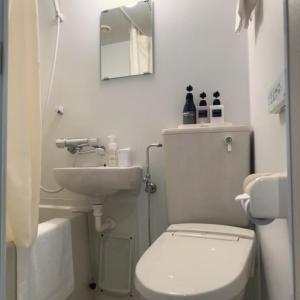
[117,148,132,167]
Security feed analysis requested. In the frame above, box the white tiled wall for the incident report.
[38,0,250,253]
[247,0,293,298]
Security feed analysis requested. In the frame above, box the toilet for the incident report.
[135,126,256,300]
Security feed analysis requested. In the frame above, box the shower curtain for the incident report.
[6,0,41,248]
[129,25,153,75]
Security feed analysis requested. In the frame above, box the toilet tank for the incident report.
[162,125,250,227]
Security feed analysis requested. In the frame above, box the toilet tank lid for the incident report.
[162,125,250,135]
[167,223,255,240]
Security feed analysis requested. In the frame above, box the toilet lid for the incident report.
[135,224,255,300]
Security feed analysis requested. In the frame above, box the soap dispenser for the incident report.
[197,92,210,124]
[210,91,225,124]
[107,135,118,167]
[183,85,196,124]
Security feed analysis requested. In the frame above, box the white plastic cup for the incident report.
[117,148,132,167]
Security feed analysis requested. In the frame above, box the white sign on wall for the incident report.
[268,69,287,114]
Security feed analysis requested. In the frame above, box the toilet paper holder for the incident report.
[235,173,289,225]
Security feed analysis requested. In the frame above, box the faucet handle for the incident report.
[88,137,102,148]
[56,138,67,148]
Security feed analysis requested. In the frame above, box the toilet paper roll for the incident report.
[235,193,274,225]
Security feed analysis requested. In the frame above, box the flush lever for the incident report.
[225,136,233,152]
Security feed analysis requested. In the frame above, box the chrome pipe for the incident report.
[144,143,162,245]
[145,143,162,181]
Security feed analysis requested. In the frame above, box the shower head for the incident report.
[101,25,112,32]
[52,0,64,22]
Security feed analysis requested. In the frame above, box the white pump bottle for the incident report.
[107,135,118,167]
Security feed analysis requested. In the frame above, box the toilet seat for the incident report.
[135,224,255,300]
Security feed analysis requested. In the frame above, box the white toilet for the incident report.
[135,126,256,300]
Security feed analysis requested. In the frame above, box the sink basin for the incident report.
[53,166,143,200]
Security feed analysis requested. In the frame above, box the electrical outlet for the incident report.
[268,70,287,114]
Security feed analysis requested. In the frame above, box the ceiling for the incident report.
[100,1,152,46]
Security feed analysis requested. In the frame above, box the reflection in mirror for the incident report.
[100,1,153,80]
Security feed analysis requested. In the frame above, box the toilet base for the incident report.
[138,290,246,300]
[231,289,245,300]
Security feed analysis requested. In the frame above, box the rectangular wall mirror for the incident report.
[100,0,153,80]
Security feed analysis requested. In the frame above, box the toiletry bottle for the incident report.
[118,148,132,167]
[210,91,225,123]
[107,135,118,167]
[197,92,210,124]
[183,85,196,124]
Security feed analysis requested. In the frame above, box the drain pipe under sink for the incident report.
[92,205,116,233]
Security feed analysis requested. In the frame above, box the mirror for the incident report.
[100,1,153,80]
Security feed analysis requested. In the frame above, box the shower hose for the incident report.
[40,12,64,194]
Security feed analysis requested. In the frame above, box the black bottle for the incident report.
[183,85,196,124]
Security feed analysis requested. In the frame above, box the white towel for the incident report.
[17,218,74,300]
[235,0,258,32]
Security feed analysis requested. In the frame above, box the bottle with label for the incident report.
[210,91,225,123]
[197,92,210,124]
[107,135,118,167]
[183,85,196,124]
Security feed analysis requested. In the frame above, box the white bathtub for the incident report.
[6,205,94,300]
[39,204,77,222]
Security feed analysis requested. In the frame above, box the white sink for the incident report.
[53,166,143,201]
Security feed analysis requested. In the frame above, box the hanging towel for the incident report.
[235,0,258,32]
[17,218,74,300]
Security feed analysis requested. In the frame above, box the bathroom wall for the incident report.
[287,0,300,297]
[38,0,250,298]
[247,0,293,299]
[39,0,250,239]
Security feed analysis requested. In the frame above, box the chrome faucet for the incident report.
[144,143,163,194]
[56,138,105,154]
